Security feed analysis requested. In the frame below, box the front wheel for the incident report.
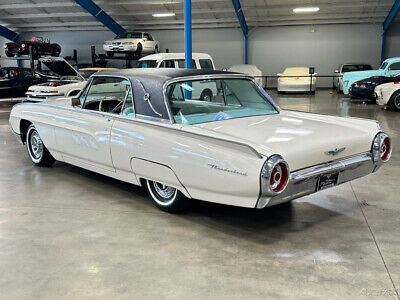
[136,44,143,58]
[145,179,189,213]
[26,124,55,167]
[388,90,400,111]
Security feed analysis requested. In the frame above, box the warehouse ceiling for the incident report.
[0,0,396,33]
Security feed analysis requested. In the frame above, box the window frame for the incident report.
[79,75,134,116]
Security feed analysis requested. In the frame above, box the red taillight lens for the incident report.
[394,82,400,84]
[49,83,61,87]
[270,162,289,193]
[380,137,391,162]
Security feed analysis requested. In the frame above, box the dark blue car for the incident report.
[349,74,400,100]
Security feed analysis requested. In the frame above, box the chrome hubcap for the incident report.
[153,182,176,201]
[395,96,400,108]
[30,130,43,159]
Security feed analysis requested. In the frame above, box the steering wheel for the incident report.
[98,96,123,112]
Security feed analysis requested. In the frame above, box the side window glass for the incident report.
[82,77,131,114]
[177,60,196,69]
[389,62,400,71]
[160,60,175,68]
[199,59,214,70]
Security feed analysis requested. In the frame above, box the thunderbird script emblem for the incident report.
[325,147,346,156]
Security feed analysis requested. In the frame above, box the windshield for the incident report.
[79,70,98,79]
[137,60,158,68]
[166,78,278,125]
[380,62,388,70]
[342,64,372,72]
[115,32,142,39]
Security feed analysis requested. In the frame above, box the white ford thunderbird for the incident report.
[9,69,391,212]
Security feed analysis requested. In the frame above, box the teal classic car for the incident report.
[342,57,400,95]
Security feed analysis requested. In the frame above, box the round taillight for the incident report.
[380,136,391,162]
[372,132,391,164]
[270,162,289,193]
[261,155,290,196]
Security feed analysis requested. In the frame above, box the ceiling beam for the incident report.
[73,0,125,35]
[383,0,400,32]
[0,24,18,41]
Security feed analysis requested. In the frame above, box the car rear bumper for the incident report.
[256,152,378,208]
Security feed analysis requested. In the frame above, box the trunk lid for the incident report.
[182,110,378,171]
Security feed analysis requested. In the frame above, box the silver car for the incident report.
[333,63,372,92]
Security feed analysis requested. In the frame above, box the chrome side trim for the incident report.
[256,152,377,209]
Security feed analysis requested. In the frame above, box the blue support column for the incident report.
[231,0,249,64]
[381,0,400,63]
[381,32,386,64]
[184,0,192,69]
[0,25,18,42]
[74,0,125,35]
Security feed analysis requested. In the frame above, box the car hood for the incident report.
[40,57,84,80]
[182,110,379,171]
[28,81,79,91]
[342,70,384,92]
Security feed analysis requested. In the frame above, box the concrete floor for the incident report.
[0,91,399,299]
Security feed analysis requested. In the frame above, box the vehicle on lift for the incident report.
[342,57,400,94]
[0,67,58,97]
[375,81,400,110]
[333,63,372,92]
[9,69,391,213]
[349,73,400,100]
[26,57,116,102]
[5,37,61,58]
[103,31,159,58]
[137,52,215,70]
[277,67,317,93]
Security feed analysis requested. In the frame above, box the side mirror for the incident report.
[143,37,148,41]
[334,70,339,73]
[71,97,81,107]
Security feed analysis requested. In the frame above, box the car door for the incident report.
[143,33,155,53]
[54,76,130,173]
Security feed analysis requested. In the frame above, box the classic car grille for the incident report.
[112,42,122,46]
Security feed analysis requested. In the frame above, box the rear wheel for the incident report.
[26,124,55,167]
[145,179,189,213]
[51,45,61,57]
[388,90,400,110]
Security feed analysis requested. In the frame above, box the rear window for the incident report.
[160,60,175,68]
[199,59,214,70]
[342,64,372,72]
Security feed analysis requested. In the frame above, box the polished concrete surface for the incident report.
[0,91,399,299]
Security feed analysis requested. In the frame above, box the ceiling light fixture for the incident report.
[293,7,320,13]
[152,12,176,17]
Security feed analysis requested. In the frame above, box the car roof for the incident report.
[138,53,212,61]
[383,57,400,64]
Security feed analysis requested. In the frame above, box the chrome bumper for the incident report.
[256,152,378,208]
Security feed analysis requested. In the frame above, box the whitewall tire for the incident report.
[26,124,55,167]
[145,179,189,213]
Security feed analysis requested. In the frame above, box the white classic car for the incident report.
[9,69,391,213]
[103,31,159,58]
[277,67,317,93]
[26,57,116,102]
[375,81,400,110]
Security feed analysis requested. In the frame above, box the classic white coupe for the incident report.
[277,67,317,93]
[375,81,400,110]
[9,69,391,212]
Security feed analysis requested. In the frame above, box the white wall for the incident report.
[2,22,398,87]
